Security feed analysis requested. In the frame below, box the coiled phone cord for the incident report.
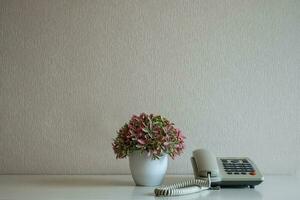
[154,174,211,196]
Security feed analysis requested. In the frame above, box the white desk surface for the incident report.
[0,175,299,200]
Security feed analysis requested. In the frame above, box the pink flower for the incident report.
[137,139,146,145]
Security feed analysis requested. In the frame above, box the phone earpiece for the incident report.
[192,149,220,177]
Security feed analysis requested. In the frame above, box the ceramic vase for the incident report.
[129,151,168,186]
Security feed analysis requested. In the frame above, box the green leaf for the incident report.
[148,116,153,130]
[142,128,149,133]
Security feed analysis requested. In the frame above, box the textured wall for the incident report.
[0,0,299,175]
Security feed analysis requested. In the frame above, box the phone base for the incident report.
[211,181,263,188]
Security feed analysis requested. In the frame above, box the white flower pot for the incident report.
[129,151,168,186]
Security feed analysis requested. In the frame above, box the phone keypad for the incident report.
[221,159,255,175]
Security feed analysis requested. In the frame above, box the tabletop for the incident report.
[0,175,299,200]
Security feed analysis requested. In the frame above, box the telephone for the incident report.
[155,149,264,196]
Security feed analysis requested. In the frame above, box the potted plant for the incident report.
[112,113,185,186]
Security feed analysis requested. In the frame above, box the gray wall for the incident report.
[0,0,299,175]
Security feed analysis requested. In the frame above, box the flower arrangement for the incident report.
[112,113,185,159]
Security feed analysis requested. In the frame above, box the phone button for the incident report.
[249,171,256,176]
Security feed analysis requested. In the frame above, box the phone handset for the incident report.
[192,149,219,178]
